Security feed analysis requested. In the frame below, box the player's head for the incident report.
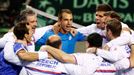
[14,8,37,32]
[87,33,103,48]
[58,9,73,33]
[103,11,121,22]
[13,21,34,43]
[95,4,113,30]
[106,18,122,40]
[101,11,121,29]
[96,4,113,12]
[46,35,62,49]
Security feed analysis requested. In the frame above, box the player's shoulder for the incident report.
[121,22,129,28]
[4,32,14,37]
[110,45,125,51]
[86,23,96,28]
[36,25,53,31]
[77,23,96,32]
[35,25,53,35]
[84,23,97,31]
[73,53,97,59]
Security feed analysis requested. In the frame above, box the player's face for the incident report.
[95,11,106,30]
[59,12,72,33]
[25,26,34,43]
[27,15,37,33]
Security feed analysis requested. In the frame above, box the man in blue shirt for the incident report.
[35,9,85,53]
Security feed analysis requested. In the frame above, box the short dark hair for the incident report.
[58,9,72,20]
[13,21,29,40]
[106,18,122,37]
[87,33,103,47]
[104,11,121,21]
[96,4,113,12]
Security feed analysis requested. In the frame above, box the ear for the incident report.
[24,34,28,39]
[57,21,61,27]
[86,41,90,48]
[59,44,62,49]
[109,29,112,35]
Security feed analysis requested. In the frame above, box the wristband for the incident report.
[38,51,48,60]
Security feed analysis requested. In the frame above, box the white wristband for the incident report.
[38,51,48,60]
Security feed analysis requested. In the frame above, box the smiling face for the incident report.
[13,22,34,43]
[101,15,113,30]
[59,12,73,34]
[25,25,34,43]
[26,14,37,33]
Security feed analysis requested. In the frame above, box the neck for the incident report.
[110,36,118,40]
[17,39,27,46]
[59,27,68,34]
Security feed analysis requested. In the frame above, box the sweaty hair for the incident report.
[14,8,36,25]
[106,18,122,37]
[87,33,103,48]
[13,21,29,40]
[58,9,72,20]
[104,11,121,21]
[96,4,113,12]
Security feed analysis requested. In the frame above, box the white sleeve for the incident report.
[107,31,131,47]
[73,53,103,65]
[0,32,15,48]
[72,53,103,74]
[121,22,129,28]
[0,37,6,48]
[4,42,22,65]
[77,27,89,36]
[97,46,126,62]
[33,25,52,42]
[77,24,96,36]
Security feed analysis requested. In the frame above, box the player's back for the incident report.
[94,60,116,75]
[24,58,68,75]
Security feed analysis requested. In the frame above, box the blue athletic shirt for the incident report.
[35,29,85,54]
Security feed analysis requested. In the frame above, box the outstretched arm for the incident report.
[105,27,131,48]
[87,47,126,62]
[40,45,76,64]
[17,50,48,62]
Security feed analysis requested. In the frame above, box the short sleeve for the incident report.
[14,43,26,54]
